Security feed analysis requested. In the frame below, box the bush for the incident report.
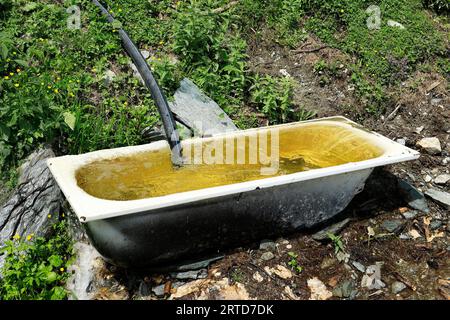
[0,221,73,300]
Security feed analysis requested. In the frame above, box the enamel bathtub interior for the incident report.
[47,116,419,223]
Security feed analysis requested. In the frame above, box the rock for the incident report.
[171,255,224,271]
[261,251,275,261]
[434,174,450,185]
[312,218,351,241]
[425,189,450,209]
[264,265,292,280]
[259,240,276,251]
[138,281,152,297]
[171,269,208,280]
[416,137,441,155]
[361,264,385,290]
[252,272,264,283]
[398,179,429,213]
[152,284,166,297]
[396,138,406,145]
[65,241,105,300]
[424,175,432,183]
[171,278,250,300]
[102,70,116,86]
[414,126,424,134]
[430,220,442,230]
[387,20,405,29]
[140,50,150,59]
[402,210,418,220]
[381,220,404,233]
[168,78,238,136]
[284,286,299,300]
[128,61,144,85]
[336,251,350,263]
[333,280,357,299]
[279,69,291,77]
[307,277,332,300]
[391,281,407,294]
[320,257,337,269]
[0,148,62,259]
[443,157,450,165]
[352,261,366,273]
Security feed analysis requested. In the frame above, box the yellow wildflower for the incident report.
[14,83,19,87]
[4,76,9,80]
[69,92,75,97]
[41,82,44,85]
[91,68,97,72]
[60,268,65,272]
[118,8,122,12]
[57,77,61,81]
[13,234,20,240]
[47,85,52,89]
[54,88,59,94]
[159,41,164,45]
[48,214,52,219]
[26,235,32,241]
[9,72,13,76]
[16,68,21,73]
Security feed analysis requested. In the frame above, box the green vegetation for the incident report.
[287,251,303,273]
[327,233,345,254]
[0,220,73,300]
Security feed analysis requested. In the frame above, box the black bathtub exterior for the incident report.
[84,169,372,268]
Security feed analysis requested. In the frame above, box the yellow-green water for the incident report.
[76,124,383,200]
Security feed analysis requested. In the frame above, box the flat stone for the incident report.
[434,174,450,185]
[430,220,442,230]
[333,280,354,298]
[381,220,404,233]
[391,281,407,294]
[424,175,432,183]
[416,137,441,155]
[398,179,429,213]
[312,218,351,241]
[261,251,275,261]
[168,78,238,136]
[425,189,450,209]
[259,240,276,251]
[402,210,418,220]
[171,255,224,271]
[352,261,366,273]
[387,20,405,29]
[152,284,165,297]
[170,269,207,280]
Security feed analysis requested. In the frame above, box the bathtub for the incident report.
[47,116,419,267]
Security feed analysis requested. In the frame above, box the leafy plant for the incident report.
[0,220,73,300]
[327,233,345,254]
[287,251,303,273]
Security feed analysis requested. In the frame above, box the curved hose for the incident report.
[92,0,183,166]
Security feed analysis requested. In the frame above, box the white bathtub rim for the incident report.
[47,116,420,222]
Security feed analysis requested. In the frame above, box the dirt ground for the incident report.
[86,33,450,301]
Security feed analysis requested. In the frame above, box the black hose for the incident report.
[91,0,183,166]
